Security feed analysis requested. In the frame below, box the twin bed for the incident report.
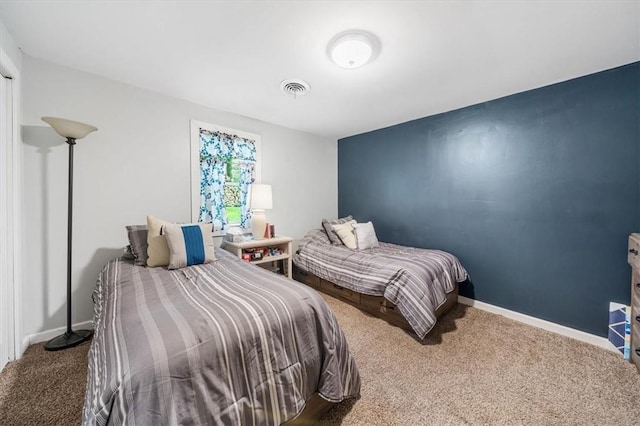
[83,221,467,425]
[83,248,360,425]
[293,229,468,339]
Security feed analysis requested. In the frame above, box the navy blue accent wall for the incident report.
[338,62,640,337]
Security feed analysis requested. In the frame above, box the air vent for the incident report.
[280,79,310,98]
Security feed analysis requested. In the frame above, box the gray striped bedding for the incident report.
[83,248,360,425]
[293,229,468,339]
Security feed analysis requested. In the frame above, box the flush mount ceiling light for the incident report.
[280,79,310,98]
[328,30,380,69]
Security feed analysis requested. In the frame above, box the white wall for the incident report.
[21,55,337,337]
[0,19,21,72]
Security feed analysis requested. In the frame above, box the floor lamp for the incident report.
[42,117,97,351]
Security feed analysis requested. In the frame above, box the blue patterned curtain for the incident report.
[199,130,256,228]
[199,158,227,224]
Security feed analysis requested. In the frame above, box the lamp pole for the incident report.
[65,137,75,337]
[42,116,96,351]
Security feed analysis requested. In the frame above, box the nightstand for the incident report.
[222,235,293,278]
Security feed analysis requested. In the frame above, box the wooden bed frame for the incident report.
[292,264,459,336]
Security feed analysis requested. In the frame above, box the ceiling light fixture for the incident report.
[328,30,380,69]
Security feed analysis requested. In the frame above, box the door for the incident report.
[0,73,15,371]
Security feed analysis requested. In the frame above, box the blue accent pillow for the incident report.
[164,223,216,269]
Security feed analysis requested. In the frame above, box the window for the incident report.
[223,159,242,223]
[190,121,261,229]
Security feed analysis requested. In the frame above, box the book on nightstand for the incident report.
[264,223,276,239]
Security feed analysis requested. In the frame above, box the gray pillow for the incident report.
[123,245,136,260]
[126,225,148,266]
[322,215,354,245]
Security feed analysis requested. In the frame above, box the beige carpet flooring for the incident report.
[0,339,89,425]
[1,294,639,425]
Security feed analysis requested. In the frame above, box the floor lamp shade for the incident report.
[250,184,272,240]
[41,117,97,139]
[41,117,97,351]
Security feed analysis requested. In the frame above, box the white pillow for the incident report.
[353,221,380,250]
[164,223,216,269]
[146,214,171,267]
[332,220,357,249]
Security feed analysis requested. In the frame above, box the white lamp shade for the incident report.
[42,116,98,139]
[250,184,273,210]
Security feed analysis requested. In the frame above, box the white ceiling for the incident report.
[1,1,638,139]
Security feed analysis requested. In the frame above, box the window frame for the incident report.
[190,120,262,228]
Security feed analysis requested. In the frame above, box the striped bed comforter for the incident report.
[293,229,468,339]
[83,248,360,425]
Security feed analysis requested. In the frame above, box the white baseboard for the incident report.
[18,301,616,355]
[22,320,94,350]
[457,296,617,353]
